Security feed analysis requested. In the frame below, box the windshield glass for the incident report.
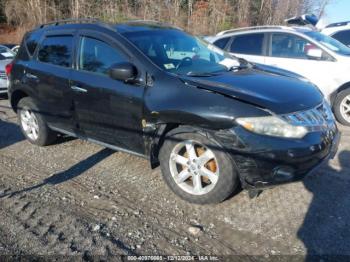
[122,29,240,75]
[305,31,350,56]
[0,46,15,60]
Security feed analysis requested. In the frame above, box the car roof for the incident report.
[33,19,181,34]
[325,21,350,29]
[115,20,182,33]
[322,22,350,35]
[215,25,314,37]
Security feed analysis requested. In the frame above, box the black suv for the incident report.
[7,19,339,204]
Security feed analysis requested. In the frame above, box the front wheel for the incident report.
[159,130,239,204]
[333,89,350,126]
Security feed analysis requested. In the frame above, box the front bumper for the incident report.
[214,125,340,189]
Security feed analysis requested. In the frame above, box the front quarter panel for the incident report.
[143,72,269,130]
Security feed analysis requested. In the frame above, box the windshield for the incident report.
[122,29,240,75]
[305,31,350,56]
[0,46,15,60]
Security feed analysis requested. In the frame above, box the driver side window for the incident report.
[78,36,127,76]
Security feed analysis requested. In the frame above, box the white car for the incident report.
[0,45,15,95]
[285,15,350,48]
[206,26,350,125]
[322,21,350,47]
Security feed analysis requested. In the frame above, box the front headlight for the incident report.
[236,116,308,139]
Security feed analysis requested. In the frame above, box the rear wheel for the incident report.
[17,97,57,146]
[159,130,238,204]
[334,89,350,126]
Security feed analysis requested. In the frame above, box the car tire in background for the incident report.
[159,128,239,204]
[17,97,57,146]
[333,88,350,126]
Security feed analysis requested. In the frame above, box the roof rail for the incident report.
[126,19,183,31]
[325,21,350,28]
[38,18,105,29]
[216,25,289,36]
[127,19,162,24]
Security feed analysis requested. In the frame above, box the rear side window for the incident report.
[332,30,350,46]
[230,33,264,55]
[25,31,43,56]
[213,37,230,49]
[78,36,126,76]
[37,35,73,67]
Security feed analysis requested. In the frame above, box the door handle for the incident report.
[71,85,87,93]
[25,73,38,80]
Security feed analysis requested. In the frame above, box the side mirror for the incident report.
[109,62,137,82]
[306,48,323,60]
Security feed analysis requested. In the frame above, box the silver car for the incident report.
[0,45,15,94]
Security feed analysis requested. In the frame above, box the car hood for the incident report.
[181,68,323,115]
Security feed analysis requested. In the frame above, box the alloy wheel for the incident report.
[340,95,350,123]
[20,109,39,141]
[169,140,219,195]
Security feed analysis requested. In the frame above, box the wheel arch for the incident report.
[10,89,29,112]
[148,123,231,169]
[330,82,350,106]
[149,123,181,169]
[149,123,217,168]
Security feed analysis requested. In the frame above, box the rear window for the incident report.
[37,35,73,67]
[230,33,264,55]
[213,37,230,49]
[25,31,43,56]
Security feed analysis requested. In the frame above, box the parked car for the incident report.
[0,45,15,94]
[7,19,339,204]
[322,21,350,47]
[285,14,350,47]
[11,45,20,54]
[207,26,350,126]
[1,44,20,54]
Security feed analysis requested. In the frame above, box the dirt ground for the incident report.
[0,96,350,259]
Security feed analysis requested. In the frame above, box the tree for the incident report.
[0,0,332,36]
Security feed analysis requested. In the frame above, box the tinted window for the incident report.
[38,36,73,67]
[332,30,350,46]
[230,33,264,55]
[213,37,230,49]
[26,31,43,56]
[271,33,316,59]
[78,37,126,76]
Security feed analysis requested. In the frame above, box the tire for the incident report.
[159,128,239,204]
[333,88,350,126]
[17,97,57,146]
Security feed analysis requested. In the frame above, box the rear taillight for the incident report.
[5,63,13,76]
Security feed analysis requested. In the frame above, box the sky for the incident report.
[320,0,350,26]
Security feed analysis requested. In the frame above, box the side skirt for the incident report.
[49,126,149,159]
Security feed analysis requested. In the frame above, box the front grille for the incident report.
[0,71,7,80]
[281,101,336,132]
